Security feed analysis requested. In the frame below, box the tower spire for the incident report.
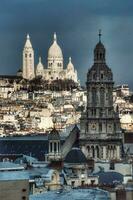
[27,34,30,40]
[98,29,102,42]
[54,32,57,42]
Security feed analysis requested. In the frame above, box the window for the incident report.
[25,54,27,58]
[93,73,96,80]
[101,73,104,79]
[99,123,102,132]
[100,53,103,59]
[91,180,95,185]
[81,181,85,186]
[100,88,104,106]
[54,142,57,152]
[50,142,52,152]
[110,162,115,170]
[22,189,27,192]
[92,88,97,105]
[29,53,32,57]
[91,108,96,116]
[22,197,26,200]
[71,181,75,187]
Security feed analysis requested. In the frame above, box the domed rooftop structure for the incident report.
[64,147,87,164]
[36,57,44,73]
[48,33,63,59]
[48,128,60,140]
[67,57,74,71]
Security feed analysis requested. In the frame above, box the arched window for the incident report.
[54,142,56,152]
[96,146,100,158]
[99,123,102,132]
[100,88,104,106]
[91,146,95,158]
[87,146,90,153]
[101,73,104,79]
[25,53,27,58]
[29,53,32,57]
[50,142,52,152]
[92,87,97,105]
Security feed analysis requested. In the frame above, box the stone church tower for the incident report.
[22,34,35,80]
[80,31,122,161]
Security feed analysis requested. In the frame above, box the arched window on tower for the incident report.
[99,122,102,132]
[96,146,100,158]
[92,87,97,105]
[100,87,105,106]
[25,53,27,58]
[91,146,95,158]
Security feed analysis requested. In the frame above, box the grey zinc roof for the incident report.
[30,189,110,200]
[48,128,60,140]
[64,147,87,164]
[0,171,29,181]
[0,161,25,170]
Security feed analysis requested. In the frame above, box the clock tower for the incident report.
[80,31,123,160]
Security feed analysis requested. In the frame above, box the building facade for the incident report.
[80,33,123,161]
[22,33,78,83]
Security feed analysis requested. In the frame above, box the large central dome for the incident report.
[48,33,63,59]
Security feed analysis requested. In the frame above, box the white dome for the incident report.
[48,33,63,59]
[67,57,74,71]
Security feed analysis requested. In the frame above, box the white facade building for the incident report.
[22,33,78,83]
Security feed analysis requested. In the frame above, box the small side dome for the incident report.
[64,147,87,164]
[67,57,74,71]
[48,33,63,59]
[48,128,60,140]
[36,57,44,76]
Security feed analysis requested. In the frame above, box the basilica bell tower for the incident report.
[80,31,123,161]
[22,34,35,80]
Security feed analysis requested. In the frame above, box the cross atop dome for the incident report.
[98,29,102,42]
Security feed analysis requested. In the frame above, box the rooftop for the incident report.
[30,189,110,200]
[0,171,29,181]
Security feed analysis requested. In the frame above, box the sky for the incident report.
[0,0,133,87]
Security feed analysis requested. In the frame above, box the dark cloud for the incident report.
[0,0,133,88]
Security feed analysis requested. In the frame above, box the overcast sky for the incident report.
[0,0,133,87]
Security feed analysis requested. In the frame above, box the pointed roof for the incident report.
[48,128,60,140]
[24,34,32,48]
